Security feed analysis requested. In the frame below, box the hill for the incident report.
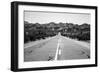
[24,21,90,43]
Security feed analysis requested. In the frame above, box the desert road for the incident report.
[24,33,90,62]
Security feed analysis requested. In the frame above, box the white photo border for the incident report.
[18,4,96,69]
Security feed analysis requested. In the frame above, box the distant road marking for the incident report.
[54,38,62,60]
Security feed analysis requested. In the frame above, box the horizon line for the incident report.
[24,21,90,25]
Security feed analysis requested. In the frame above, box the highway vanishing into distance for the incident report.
[24,33,90,62]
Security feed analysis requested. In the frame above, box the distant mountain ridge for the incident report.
[24,21,90,43]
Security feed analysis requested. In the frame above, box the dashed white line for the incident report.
[54,38,62,60]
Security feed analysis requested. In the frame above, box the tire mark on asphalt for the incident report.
[79,50,90,58]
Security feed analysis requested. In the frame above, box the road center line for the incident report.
[54,38,61,60]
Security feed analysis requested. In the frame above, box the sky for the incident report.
[24,11,91,25]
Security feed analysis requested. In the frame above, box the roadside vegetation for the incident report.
[24,21,90,43]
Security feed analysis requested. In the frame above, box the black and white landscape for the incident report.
[24,11,90,62]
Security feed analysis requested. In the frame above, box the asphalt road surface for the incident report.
[24,33,90,62]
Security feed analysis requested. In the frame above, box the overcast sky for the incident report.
[24,11,91,25]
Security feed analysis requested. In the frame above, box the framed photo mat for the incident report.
[11,1,98,72]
